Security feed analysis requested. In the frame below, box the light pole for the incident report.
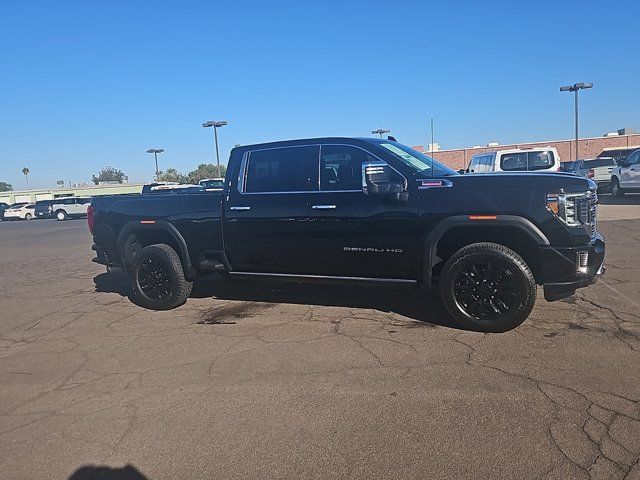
[560,82,593,160]
[202,121,228,177]
[372,128,390,138]
[146,148,164,181]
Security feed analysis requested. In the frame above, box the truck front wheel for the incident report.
[129,243,192,310]
[439,242,536,332]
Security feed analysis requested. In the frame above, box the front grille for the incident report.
[577,190,598,238]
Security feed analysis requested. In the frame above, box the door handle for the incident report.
[229,206,251,211]
[312,205,337,210]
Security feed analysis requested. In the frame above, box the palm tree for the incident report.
[22,167,30,189]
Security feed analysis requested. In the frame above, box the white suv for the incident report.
[611,148,640,197]
[468,147,561,174]
[51,197,92,220]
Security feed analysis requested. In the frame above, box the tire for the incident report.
[439,242,536,332]
[56,210,68,221]
[24,213,32,220]
[611,178,624,197]
[129,243,192,310]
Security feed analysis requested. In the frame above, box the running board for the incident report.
[228,271,417,284]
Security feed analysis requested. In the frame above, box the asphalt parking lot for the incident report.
[1,196,640,480]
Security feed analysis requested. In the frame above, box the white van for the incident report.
[468,147,561,174]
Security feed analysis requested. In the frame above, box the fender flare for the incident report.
[422,215,549,288]
[117,220,196,279]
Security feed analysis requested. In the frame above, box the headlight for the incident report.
[546,191,591,227]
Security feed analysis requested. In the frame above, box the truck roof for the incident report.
[232,137,390,151]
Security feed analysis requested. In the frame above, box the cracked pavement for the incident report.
[1,197,639,479]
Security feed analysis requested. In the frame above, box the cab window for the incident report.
[245,146,314,193]
[319,145,371,191]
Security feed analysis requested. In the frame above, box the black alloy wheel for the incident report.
[137,256,172,301]
[129,243,193,310]
[453,260,517,321]
[439,242,536,332]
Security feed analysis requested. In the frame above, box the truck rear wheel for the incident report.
[439,242,536,332]
[129,243,192,310]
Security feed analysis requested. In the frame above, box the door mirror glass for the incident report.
[362,161,405,195]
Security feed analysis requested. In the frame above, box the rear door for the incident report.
[224,145,317,273]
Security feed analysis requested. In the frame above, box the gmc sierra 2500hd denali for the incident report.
[89,137,605,332]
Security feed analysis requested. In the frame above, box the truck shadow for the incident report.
[94,273,461,329]
[67,463,147,479]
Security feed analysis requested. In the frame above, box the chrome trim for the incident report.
[229,271,417,284]
[311,205,336,210]
[237,143,401,195]
[229,206,251,211]
[416,178,454,189]
[237,151,249,195]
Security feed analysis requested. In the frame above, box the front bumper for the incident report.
[539,233,605,301]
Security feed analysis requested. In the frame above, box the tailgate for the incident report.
[593,166,613,182]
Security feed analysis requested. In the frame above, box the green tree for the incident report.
[156,168,188,183]
[0,181,13,192]
[92,166,126,185]
[22,167,30,188]
[187,163,227,184]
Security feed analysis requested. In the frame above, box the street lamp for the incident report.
[202,120,228,177]
[146,148,164,181]
[372,128,390,138]
[560,82,593,160]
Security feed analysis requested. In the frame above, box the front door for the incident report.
[306,144,420,279]
[224,145,317,274]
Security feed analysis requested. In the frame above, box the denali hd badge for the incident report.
[343,247,403,253]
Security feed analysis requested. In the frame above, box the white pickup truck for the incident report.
[568,157,616,192]
[611,149,640,196]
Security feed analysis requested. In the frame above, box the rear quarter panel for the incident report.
[92,192,223,264]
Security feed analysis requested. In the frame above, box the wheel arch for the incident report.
[117,220,196,279]
[423,215,549,288]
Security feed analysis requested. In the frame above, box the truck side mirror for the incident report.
[362,161,405,195]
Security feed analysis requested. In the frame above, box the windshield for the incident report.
[378,142,457,176]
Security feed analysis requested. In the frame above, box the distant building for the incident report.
[0,183,144,205]
[413,129,640,170]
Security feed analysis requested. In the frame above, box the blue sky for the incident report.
[1,0,638,189]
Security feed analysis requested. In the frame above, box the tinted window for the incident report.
[627,151,640,165]
[584,158,615,168]
[245,146,312,193]
[501,151,554,171]
[501,152,528,171]
[320,145,369,191]
[528,151,555,170]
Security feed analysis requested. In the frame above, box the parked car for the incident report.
[0,202,10,220]
[568,157,616,192]
[89,137,604,333]
[611,148,640,196]
[4,203,35,220]
[199,178,225,191]
[50,197,92,220]
[468,147,561,173]
[598,146,640,166]
[141,182,179,194]
[35,200,56,219]
[146,184,205,194]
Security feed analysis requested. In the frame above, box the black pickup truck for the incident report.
[89,137,605,332]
